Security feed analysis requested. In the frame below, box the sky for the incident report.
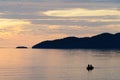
[0,0,120,47]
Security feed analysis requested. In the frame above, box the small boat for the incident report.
[86,64,94,71]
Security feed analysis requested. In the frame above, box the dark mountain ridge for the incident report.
[32,33,120,49]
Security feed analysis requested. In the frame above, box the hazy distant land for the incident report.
[32,33,120,49]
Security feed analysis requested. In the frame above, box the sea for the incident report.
[0,48,120,80]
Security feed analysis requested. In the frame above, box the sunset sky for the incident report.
[0,0,120,47]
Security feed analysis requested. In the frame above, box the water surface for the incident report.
[0,48,120,80]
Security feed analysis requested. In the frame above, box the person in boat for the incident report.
[87,64,94,71]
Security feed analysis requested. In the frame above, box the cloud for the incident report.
[0,19,30,27]
[0,19,31,37]
[1,0,120,20]
[64,0,120,3]
[0,12,5,15]
[43,8,120,17]
[29,16,120,27]
[0,0,120,3]
[30,25,120,43]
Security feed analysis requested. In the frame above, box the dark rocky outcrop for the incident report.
[16,46,28,49]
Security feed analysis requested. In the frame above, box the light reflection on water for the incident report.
[0,48,119,80]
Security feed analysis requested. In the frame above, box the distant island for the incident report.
[16,46,28,49]
[32,33,120,49]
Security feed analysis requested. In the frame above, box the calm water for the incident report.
[0,48,120,80]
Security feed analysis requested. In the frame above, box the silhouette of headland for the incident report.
[16,46,28,49]
[32,32,120,49]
